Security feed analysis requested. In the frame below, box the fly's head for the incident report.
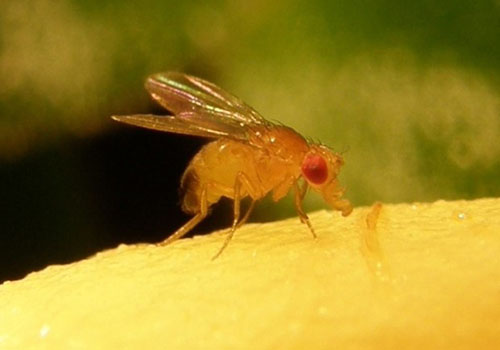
[301,145,352,216]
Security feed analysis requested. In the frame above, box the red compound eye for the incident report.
[302,154,328,185]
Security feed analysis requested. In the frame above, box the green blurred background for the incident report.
[1,0,499,281]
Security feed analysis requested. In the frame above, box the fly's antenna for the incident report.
[269,118,286,126]
[318,141,349,155]
[305,136,315,145]
[339,144,350,155]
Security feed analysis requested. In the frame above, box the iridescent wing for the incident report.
[112,72,269,141]
[111,113,244,139]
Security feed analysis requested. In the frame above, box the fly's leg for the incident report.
[212,173,256,259]
[158,186,208,246]
[293,181,316,238]
[298,180,308,201]
[236,200,256,229]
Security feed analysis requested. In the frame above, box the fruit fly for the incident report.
[112,72,352,258]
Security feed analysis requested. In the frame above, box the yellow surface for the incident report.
[1,198,500,349]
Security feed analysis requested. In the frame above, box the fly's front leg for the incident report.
[298,179,308,201]
[159,186,208,246]
[212,172,256,259]
[293,181,316,238]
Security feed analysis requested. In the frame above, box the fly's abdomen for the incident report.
[179,168,201,214]
[179,139,277,213]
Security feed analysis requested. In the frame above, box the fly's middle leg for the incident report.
[236,200,256,229]
[212,172,256,259]
[158,186,208,246]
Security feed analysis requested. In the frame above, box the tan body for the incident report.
[167,125,351,259]
[181,126,309,214]
[112,72,352,258]
[166,126,322,258]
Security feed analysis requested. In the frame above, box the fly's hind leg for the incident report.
[236,200,256,229]
[158,186,208,246]
[293,181,316,238]
[212,173,257,260]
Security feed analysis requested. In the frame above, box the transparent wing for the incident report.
[111,113,247,140]
[113,72,271,141]
[147,72,266,123]
[150,72,269,132]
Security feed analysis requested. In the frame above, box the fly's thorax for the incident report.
[245,126,308,191]
[249,125,309,164]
